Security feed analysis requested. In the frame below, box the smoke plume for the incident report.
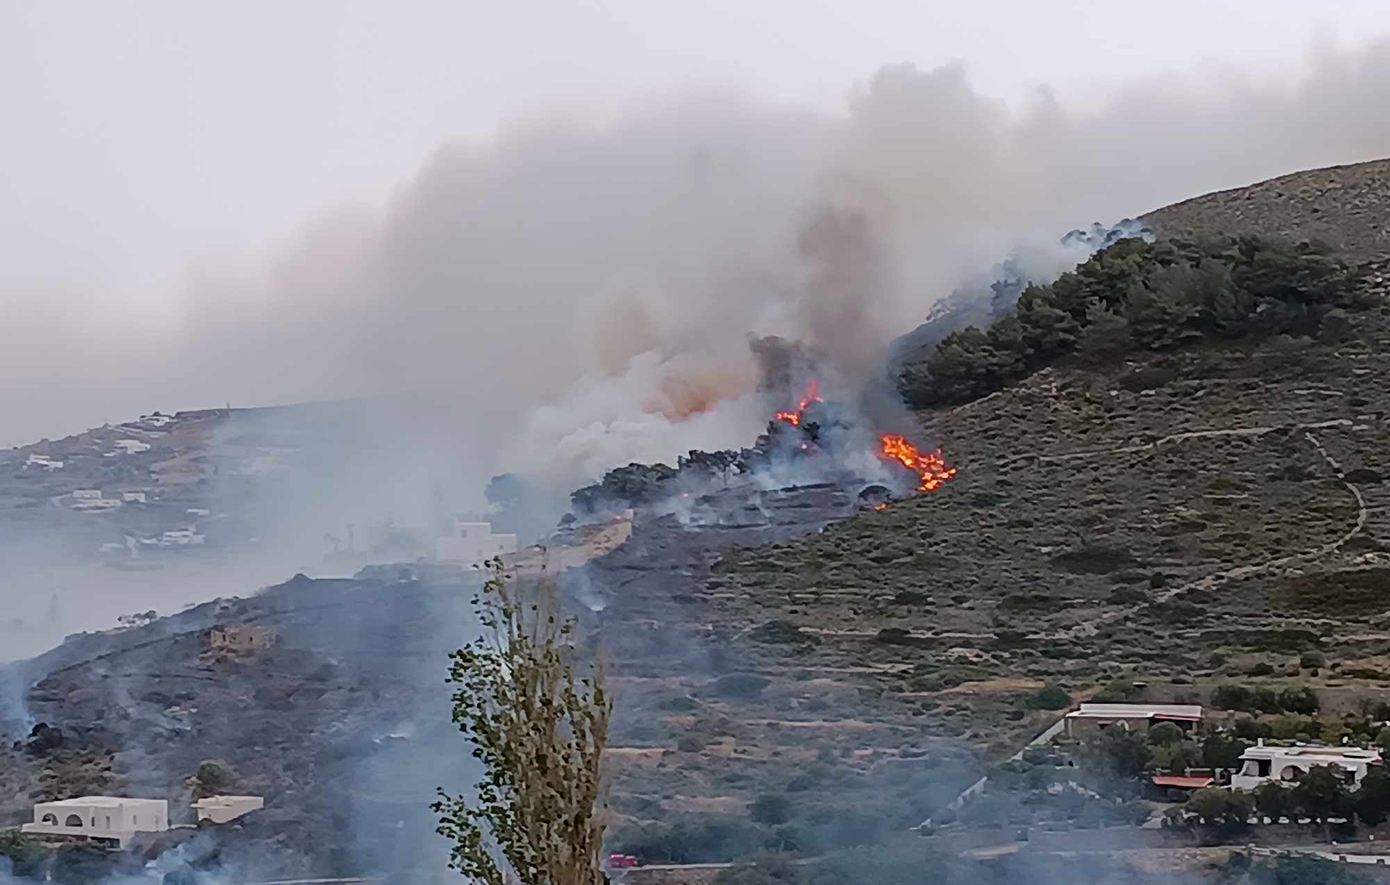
[2,43,1390,644]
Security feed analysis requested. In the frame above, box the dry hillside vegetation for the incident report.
[1145,158,1390,262]
[596,248,1390,856]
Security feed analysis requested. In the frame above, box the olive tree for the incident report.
[434,559,612,885]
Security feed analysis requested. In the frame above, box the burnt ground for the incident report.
[0,573,481,882]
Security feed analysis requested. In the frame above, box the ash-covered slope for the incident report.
[0,570,481,880]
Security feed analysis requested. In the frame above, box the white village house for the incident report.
[435,519,517,566]
[114,439,151,454]
[192,795,264,824]
[1232,741,1383,790]
[22,797,168,848]
[1063,703,1203,738]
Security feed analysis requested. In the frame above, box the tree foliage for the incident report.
[899,236,1357,408]
[434,560,612,885]
[1184,787,1253,842]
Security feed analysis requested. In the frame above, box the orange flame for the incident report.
[774,380,823,428]
[880,434,957,492]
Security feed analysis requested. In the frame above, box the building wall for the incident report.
[436,521,518,566]
[209,626,275,650]
[194,795,264,823]
[24,799,168,848]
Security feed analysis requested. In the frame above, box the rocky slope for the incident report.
[1144,158,1390,261]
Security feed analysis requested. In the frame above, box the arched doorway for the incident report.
[40,813,57,825]
[64,814,83,827]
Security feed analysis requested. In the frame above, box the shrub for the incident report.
[748,793,793,826]
[1024,685,1072,711]
[712,674,772,700]
[1147,722,1185,746]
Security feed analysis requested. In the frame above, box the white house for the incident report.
[73,497,123,512]
[161,528,205,546]
[72,489,102,499]
[1232,741,1383,790]
[114,439,152,454]
[22,797,168,848]
[436,520,518,566]
[122,491,147,503]
[26,453,63,470]
[1063,703,1203,737]
[141,414,174,427]
[192,795,264,824]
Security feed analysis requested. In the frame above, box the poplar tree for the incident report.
[434,559,611,885]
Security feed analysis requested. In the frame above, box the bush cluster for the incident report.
[1211,684,1320,715]
[898,236,1356,408]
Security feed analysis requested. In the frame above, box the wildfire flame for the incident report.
[774,380,822,427]
[879,434,957,492]
[768,380,957,494]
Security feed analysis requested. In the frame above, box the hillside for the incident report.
[589,163,1390,860]
[4,160,1390,881]
[1144,158,1390,262]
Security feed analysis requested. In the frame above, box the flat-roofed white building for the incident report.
[1232,741,1383,790]
[1063,703,1203,737]
[436,520,517,567]
[22,797,168,848]
[192,795,264,824]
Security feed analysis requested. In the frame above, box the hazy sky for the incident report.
[3,0,1389,446]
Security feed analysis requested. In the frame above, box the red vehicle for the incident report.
[608,853,642,869]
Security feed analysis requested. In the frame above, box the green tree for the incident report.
[749,794,793,826]
[1292,765,1353,842]
[1279,687,1320,715]
[1352,769,1390,826]
[1202,733,1249,770]
[1184,788,1253,843]
[1250,855,1370,885]
[1025,685,1071,711]
[1252,782,1296,823]
[1078,299,1131,357]
[0,831,45,879]
[1147,722,1185,746]
[1084,728,1152,783]
[185,759,235,801]
[434,560,611,885]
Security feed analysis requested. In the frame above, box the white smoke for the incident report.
[4,42,1390,509]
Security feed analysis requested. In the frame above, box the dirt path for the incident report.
[1042,421,1368,640]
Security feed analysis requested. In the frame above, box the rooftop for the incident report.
[1065,703,1203,721]
[1241,745,1383,761]
[36,796,163,808]
[1152,775,1215,789]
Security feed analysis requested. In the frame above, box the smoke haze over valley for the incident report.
[6,6,1390,884]
[4,15,1390,504]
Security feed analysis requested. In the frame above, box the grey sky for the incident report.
[2,0,1389,448]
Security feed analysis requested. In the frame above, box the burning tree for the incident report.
[435,559,612,885]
